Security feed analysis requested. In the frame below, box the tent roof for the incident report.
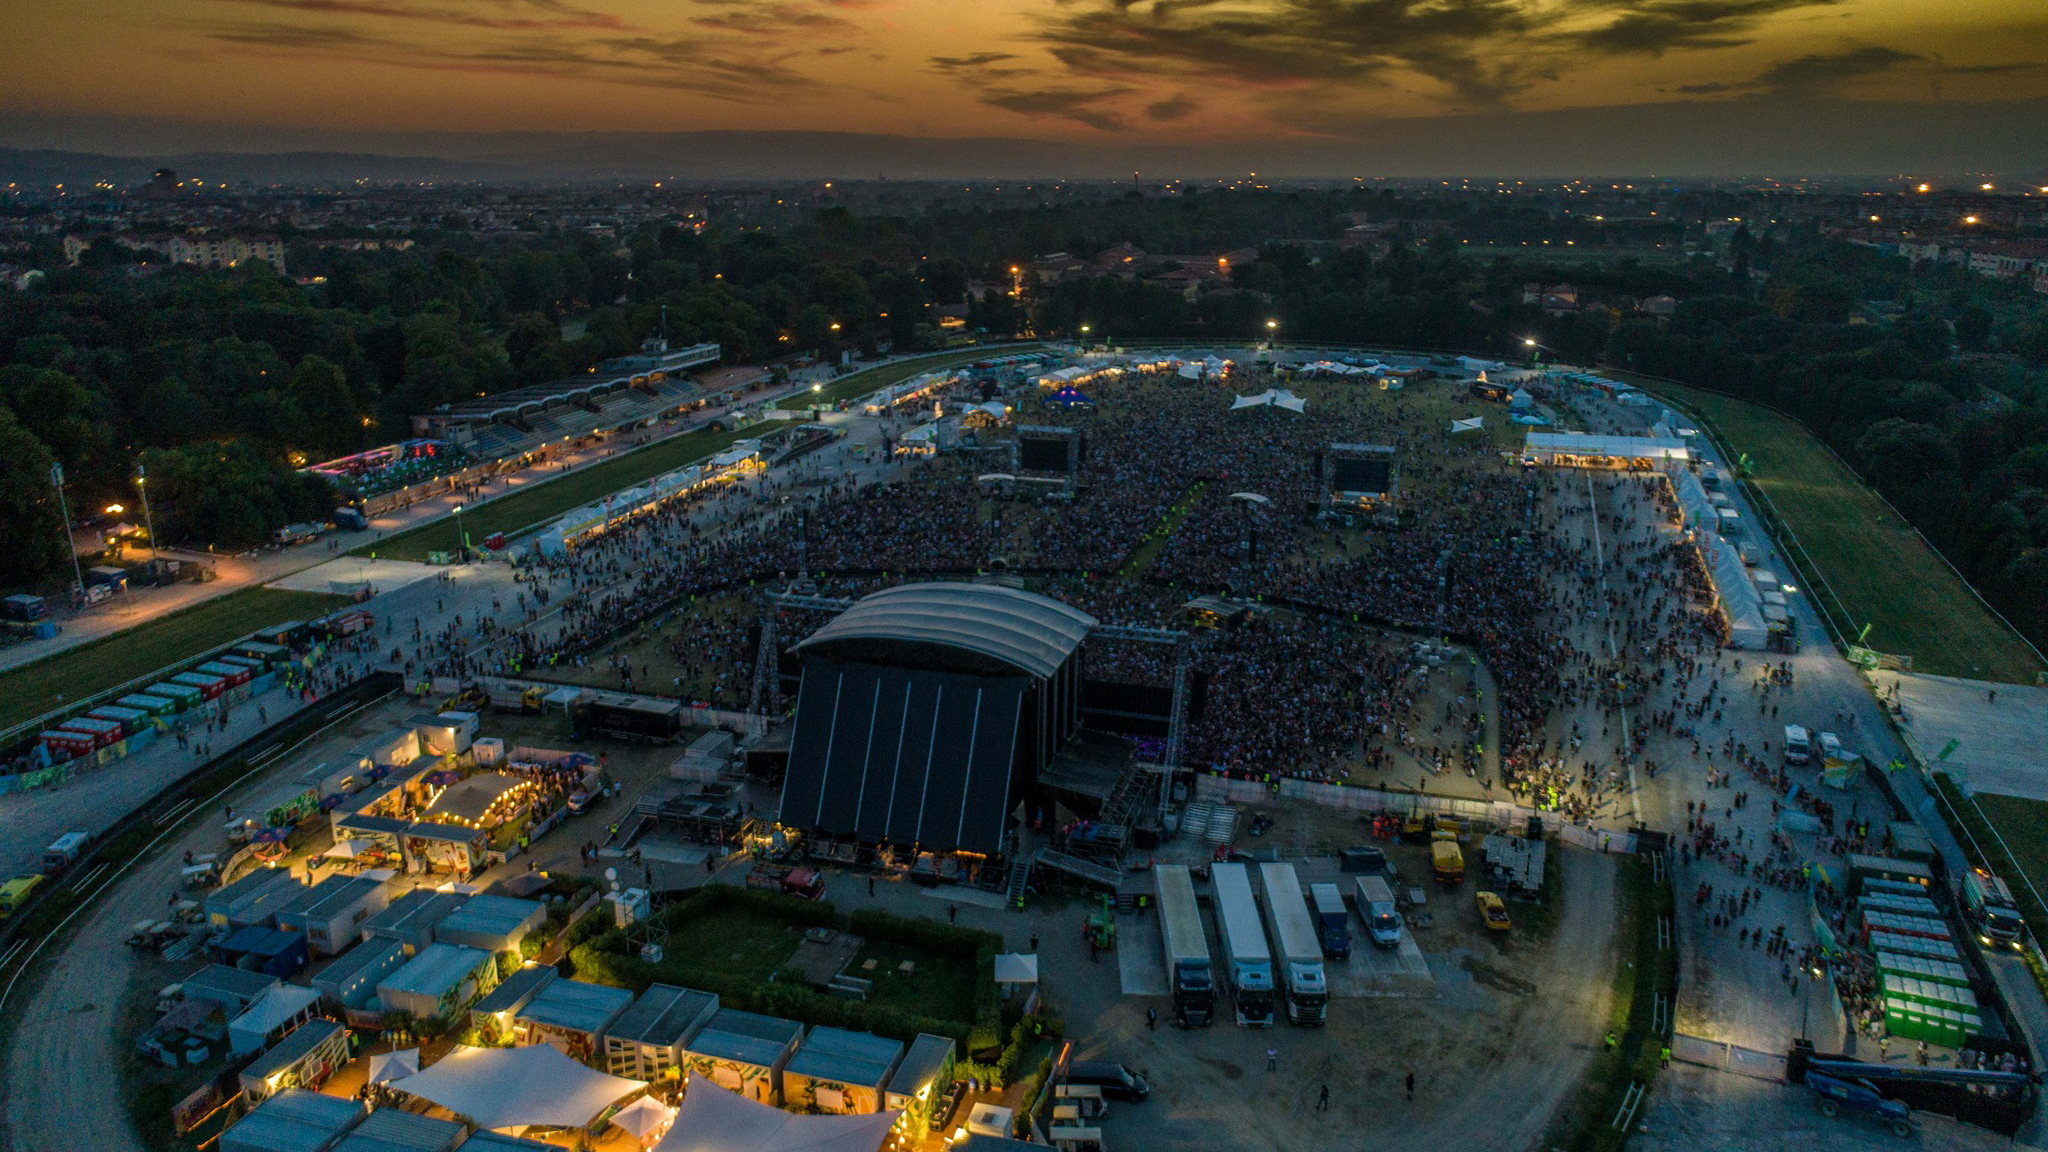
[394,1044,646,1131]
[794,582,1094,681]
[993,953,1038,984]
[367,1048,420,1085]
[231,984,322,1036]
[653,1075,896,1152]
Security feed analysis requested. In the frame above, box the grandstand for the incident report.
[411,338,722,461]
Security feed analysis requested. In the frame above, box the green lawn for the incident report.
[1969,792,2048,913]
[659,907,802,984]
[1641,381,2044,683]
[847,937,979,1023]
[0,587,347,732]
[359,345,1040,562]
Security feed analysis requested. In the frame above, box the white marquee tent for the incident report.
[367,1047,420,1085]
[653,1075,896,1152]
[1229,390,1307,413]
[394,1044,647,1132]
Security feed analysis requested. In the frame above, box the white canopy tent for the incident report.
[1229,390,1306,413]
[1703,537,1769,650]
[228,984,323,1054]
[367,1047,420,1085]
[993,953,1038,985]
[611,1096,678,1147]
[653,1075,896,1152]
[1450,417,1484,434]
[394,1044,647,1132]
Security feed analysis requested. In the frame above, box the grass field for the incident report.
[665,906,804,984]
[1968,791,2048,910]
[0,587,347,731]
[359,344,1038,563]
[848,937,979,1022]
[1641,381,2045,683]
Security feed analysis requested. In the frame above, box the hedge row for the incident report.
[566,882,1007,1058]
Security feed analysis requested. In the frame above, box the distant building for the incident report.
[166,233,288,274]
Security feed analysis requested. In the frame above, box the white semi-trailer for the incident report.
[1258,862,1329,1026]
[1155,864,1216,1027]
[1211,862,1276,1028]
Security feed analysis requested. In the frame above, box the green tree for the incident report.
[0,409,69,583]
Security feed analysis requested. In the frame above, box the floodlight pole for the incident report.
[51,462,86,599]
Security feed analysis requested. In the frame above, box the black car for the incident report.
[1066,1061,1150,1102]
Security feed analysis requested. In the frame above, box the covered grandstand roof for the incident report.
[793,583,1094,681]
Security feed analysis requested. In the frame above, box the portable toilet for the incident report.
[117,693,177,718]
[197,661,252,688]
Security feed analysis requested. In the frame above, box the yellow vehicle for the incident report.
[0,874,45,917]
[1476,890,1512,932]
[1431,839,1465,885]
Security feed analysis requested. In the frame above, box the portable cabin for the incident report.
[216,925,311,979]
[470,966,558,1042]
[682,1008,804,1104]
[87,705,149,739]
[362,888,465,954]
[882,1033,957,1132]
[116,693,177,717]
[411,712,478,757]
[312,936,407,1009]
[85,565,129,590]
[275,874,392,956]
[602,984,720,1080]
[180,963,279,1015]
[782,1027,905,1115]
[328,1109,465,1152]
[232,640,292,668]
[510,977,633,1054]
[196,660,253,688]
[252,622,311,648]
[364,726,423,769]
[206,868,304,930]
[377,942,498,1020]
[1,593,47,621]
[217,1088,364,1152]
[170,670,229,701]
[42,830,91,872]
[432,894,545,954]
[150,680,205,712]
[239,1018,351,1105]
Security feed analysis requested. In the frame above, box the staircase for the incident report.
[1032,847,1123,892]
[1002,830,1031,910]
[1180,799,1238,847]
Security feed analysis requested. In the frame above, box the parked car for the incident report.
[1065,1061,1150,1102]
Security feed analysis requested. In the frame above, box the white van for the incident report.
[1783,725,1812,765]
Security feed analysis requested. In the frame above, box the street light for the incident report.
[452,503,467,561]
[105,503,123,515]
[50,462,86,599]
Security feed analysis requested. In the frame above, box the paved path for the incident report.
[1886,673,2048,801]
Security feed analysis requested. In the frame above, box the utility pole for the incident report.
[135,461,160,564]
[50,462,85,599]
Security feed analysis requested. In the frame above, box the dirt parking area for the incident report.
[1061,831,1620,1152]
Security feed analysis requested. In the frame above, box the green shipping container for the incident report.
[150,681,203,712]
[116,693,176,717]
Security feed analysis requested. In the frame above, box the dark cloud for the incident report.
[978,85,1135,132]
[1146,93,1200,121]
[689,1,861,35]
[200,22,398,47]
[929,52,1018,70]
[1029,0,1544,109]
[1751,45,1920,94]
[1570,0,1842,57]
[217,0,637,32]
[1667,45,1925,99]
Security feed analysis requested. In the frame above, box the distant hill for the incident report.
[0,147,511,186]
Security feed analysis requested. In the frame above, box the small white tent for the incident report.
[1450,417,1484,434]
[367,1047,420,1085]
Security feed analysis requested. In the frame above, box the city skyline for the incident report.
[5,0,2048,174]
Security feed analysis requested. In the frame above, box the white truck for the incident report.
[1356,875,1403,948]
[1210,863,1276,1028]
[1783,724,1813,765]
[1257,862,1329,1027]
[1155,864,1216,1027]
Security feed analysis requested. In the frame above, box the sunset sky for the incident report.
[4,0,2046,164]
